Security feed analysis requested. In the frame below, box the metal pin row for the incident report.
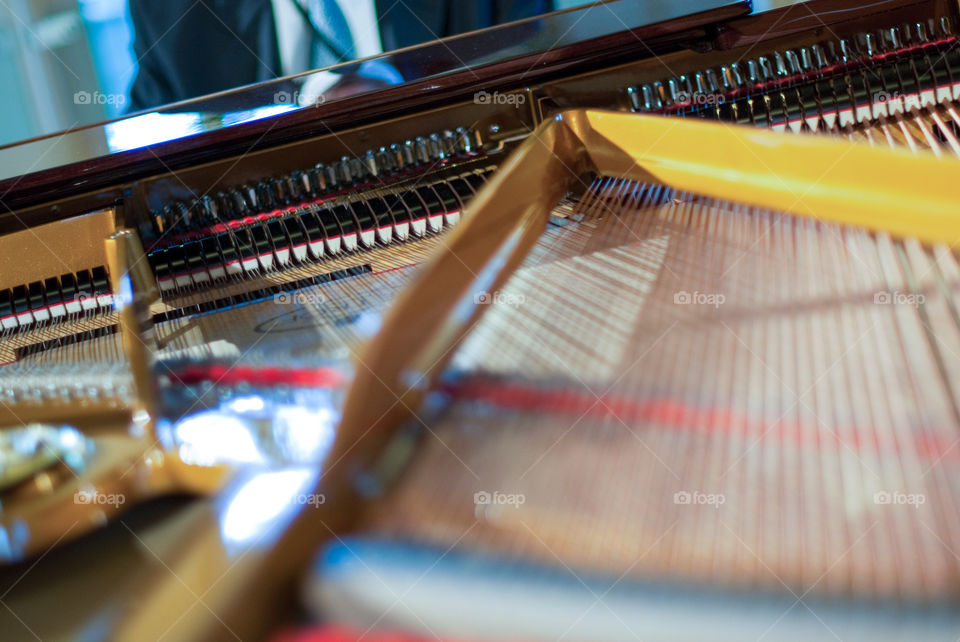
[627,18,953,112]
[151,126,482,236]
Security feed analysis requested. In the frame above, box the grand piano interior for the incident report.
[1,0,960,639]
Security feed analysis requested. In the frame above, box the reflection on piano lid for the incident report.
[0,0,750,207]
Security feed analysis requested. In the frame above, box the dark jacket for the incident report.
[129,0,282,112]
[128,0,553,112]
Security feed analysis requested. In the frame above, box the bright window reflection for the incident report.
[220,468,315,547]
[173,411,265,467]
[103,106,296,152]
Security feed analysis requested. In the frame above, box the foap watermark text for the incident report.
[674,291,725,308]
[674,490,725,508]
[874,491,925,507]
[474,490,525,508]
[294,493,326,507]
[874,291,924,307]
[474,290,525,307]
[74,90,126,107]
[275,291,327,306]
[675,91,726,106]
[273,90,326,107]
[74,489,126,507]
[474,90,525,107]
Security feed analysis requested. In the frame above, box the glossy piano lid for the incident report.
[0,0,750,210]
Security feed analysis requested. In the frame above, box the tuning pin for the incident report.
[209,194,223,221]
[734,62,748,86]
[336,156,354,184]
[666,78,682,104]
[374,146,393,174]
[400,141,416,166]
[358,151,376,179]
[679,74,694,95]
[203,196,218,222]
[694,72,708,95]
[340,156,366,183]
[389,143,408,168]
[208,192,223,219]
[152,210,165,235]
[303,167,327,196]
[186,199,202,227]
[720,65,737,89]
[886,27,901,51]
[161,203,178,230]
[293,172,309,201]
[226,191,244,217]
[785,50,802,74]
[354,156,368,181]
[895,22,911,46]
[705,69,720,93]
[282,175,296,202]
[323,163,338,188]
[938,16,952,37]
[309,165,327,193]
[638,84,657,110]
[412,137,430,164]
[252,182,273,212]
[302,169,316,197]
[267,178,285,206]
[215,192,234,218]
[876,29,892,52]
[810,44,827,68]
[653,80,671,107]
[405,139,421,165]
[626,86,641,111]
[758,56,775,80]
[773,52,789,77]
[238,188,253,214]
[455,127,472,154]
[243,185,260,212]
[428,133,446,160]
[879,27,906,51]
[838,39,855,62]
[456,126,479,154]
[820,41,837,64]
[334,159,350,185]
[747,59,761,84]
[255,182,274,210]
[222,189,247,218]
[719,66,731,90]
[267,180,282,207]
[441,130,457,157]
[174,201,191,228]
[190,196,210,224]
[284,173,300,201]
[201,195,218,222]
[189,197,204,224]
[308,165,326,193]
[350,156,366,181]
[862,33,876,56]
[914,21,929,43]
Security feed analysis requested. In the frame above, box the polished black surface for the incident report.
[0,0,751,210]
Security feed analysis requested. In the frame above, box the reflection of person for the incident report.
[128,0,551,112]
